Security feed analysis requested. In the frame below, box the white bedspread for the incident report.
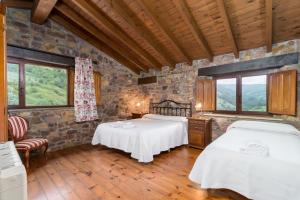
[92,114,188,162]
[189,120,300,200]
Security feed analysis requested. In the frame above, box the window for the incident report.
[196,70,296,116]
[25,64,67,106]
[215,73,267,114]
[241,75,267,112]
[7,58,69,108]
[7,63,20,106]
[216,78,237,111]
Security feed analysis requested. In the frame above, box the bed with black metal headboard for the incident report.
[149,100,192,117]
[92,99,191,163]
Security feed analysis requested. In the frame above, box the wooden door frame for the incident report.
[0,5,7,142]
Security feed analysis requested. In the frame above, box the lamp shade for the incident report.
[195,103,202,111]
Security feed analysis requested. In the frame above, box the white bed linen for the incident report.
[92,115,188,162]
[189,121,300,200]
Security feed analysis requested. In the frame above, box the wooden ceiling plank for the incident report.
[265,0,273,52]
[139,0,193,65]
[66,0,161,70]
[172,0,213,61]
[31,0,58,24]
[50,14,141,74]
[103,0,176,67]
[55,3,147,72]
[216,0,239,58]
[2,0,33,9]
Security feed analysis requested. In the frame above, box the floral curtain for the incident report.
[74,57,98,122]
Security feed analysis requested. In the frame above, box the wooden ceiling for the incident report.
[3,0,300,74]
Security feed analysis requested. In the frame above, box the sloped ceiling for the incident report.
[3,0,300,74]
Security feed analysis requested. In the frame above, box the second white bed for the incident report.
[189,120,300,200]
[92,114,188,162]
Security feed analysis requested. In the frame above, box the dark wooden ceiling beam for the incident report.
[173,0,213,61]
[66,0,161,70]
[216,0,239,58]
[265,0,273,52]
[138,0,193,65]
[103,0,176,68]
[2,0,33,9]
[55,3,147,72]
[31,0,58,24]
[199,53,299,76]
[50,13,141,74]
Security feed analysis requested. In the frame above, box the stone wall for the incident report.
[140,40,300,139]
[7,8,144,151]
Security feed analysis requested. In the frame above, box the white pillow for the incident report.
[142,114,187,122]
[227,120,300,135]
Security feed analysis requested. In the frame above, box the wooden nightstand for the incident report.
[132,113,147,119]
[188,117,212,149]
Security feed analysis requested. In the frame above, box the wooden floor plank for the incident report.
[78,148,165,200]
[43,162,80,200]
[33,167,64,200]
[27,173,47,200]
[61,149,136,200]
[27,144,248,200]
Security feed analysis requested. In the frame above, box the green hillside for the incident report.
[242,84,267,111]
[217,84,266,112]
[7,63,19,105]
[8,63,67,106]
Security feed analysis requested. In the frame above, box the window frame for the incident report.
[214,70,270,115]
[7,57,72,109]
[215,75,238,114]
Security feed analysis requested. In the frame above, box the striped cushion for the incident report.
[8,116,28,141]
[15,138,48,150]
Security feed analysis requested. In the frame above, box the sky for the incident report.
[217,75,266,85]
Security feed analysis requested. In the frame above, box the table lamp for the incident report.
[136,102,141,113]
[195,103,203,114]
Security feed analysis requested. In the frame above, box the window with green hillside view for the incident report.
[25,64,67,106]
[7,63,19,106]
[216,78,236,111]
[7,60,68,108]
[216,74,267,114]
[242,75,267,112]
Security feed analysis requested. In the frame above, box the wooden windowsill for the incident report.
[201,113,283,121]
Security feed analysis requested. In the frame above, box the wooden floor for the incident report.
[27,145,248,200]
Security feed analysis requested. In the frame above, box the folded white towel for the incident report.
[240,140,269,157]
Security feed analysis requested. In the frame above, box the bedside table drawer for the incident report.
[189,130,204,147]
[189,120,205,126]
[188,120,205,131]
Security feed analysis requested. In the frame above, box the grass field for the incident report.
[8,63,67,106]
